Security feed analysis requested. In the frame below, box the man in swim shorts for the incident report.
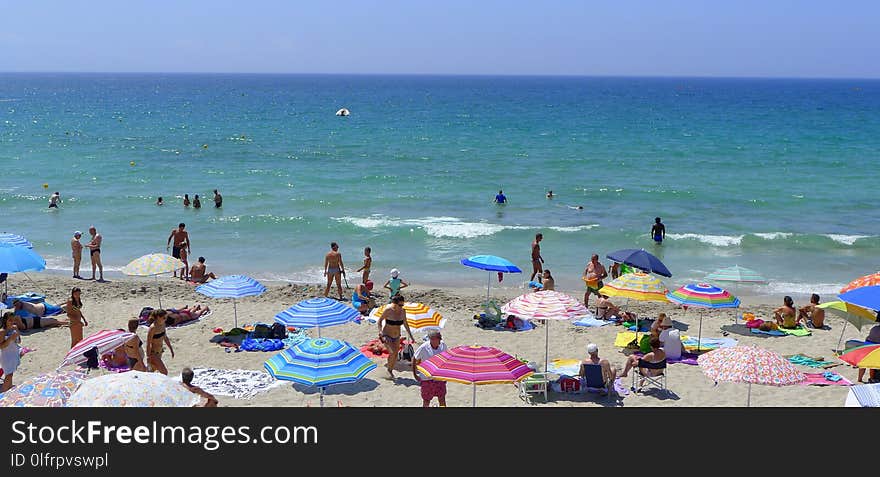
[189,257,217,283]
[651,217,666,244]
[85,226,104,281]
[493,189,507,204]
[583,254,607,308]
[530,233,544,281]
[323,242,346,300]
[48,191,61,209]
[166,223,190,278]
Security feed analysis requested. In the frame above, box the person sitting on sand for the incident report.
[189,257,217,283]
[857,324,880,383]
[620,336,666,378]
[651,313,673,335]
[181,367,218,407]
[539,269,555,291]
[595,294,635,322]
[580,343,616,392]
[774,296,799,329]
[123,319,147,371]
[798,294,825,328]
[661,329,685,361]
[166,305,210,326]
[352,282,373,315]
[102,346,129,369]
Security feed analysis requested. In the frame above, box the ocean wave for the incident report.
[208,214,304,225]
[753,281,847,296]
[666,233,743,247]
[752,232,793,240]
[826,234,870,245]
[43,255,124,273]
[333,215,598,239]
[667,232,876,248]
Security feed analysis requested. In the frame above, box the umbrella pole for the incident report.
[747,382,752,407]
[472,382,476,408]
[156,275,162,309]
[233,299,238,329]
[697,311,704,352]
[835,320,848,355]
[545,319,550,373]
[487,272,491,305]
[320,387,325,408]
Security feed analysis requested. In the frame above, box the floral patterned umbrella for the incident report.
[68,371,199,407]
[698,345,805,406]
[0,370,87,407]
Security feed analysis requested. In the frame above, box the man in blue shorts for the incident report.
[493,190,507,204]
[651,217,666,244]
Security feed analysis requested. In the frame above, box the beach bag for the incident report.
[398,343,414,362]
[270,323,287,340]
[252,324,273,339]
[83,346,99,370]
[557,377,581,393]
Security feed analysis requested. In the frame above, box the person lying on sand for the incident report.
[165,305,210,326]
[9,301,68,330]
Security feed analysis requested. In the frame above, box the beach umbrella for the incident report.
[0,233,33,249]
[667,283,740,351]
[818,300,880,352]
[606,248,672,278]
[68,371,200,407]
[0,370,87,407]
[705,265,767,284]
[264,337,376,407]
[840,272,880,294]
[838,344,880,370]
[698,345,805,406]
[122,253,185,308]
[500,290,589,373]
[839,286,880,312]
[367,302,446,331]
[274,297,361,337]
[0,243,46,294]
[58,329,135,368]
[460,255,522,303]
[416,345,533,407]
[196,274,266,328]
[599,272,669,343]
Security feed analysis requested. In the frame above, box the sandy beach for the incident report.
[1,272,866,407]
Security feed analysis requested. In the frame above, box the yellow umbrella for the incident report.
[368,302,446,331]
[122,253,185,308]
[818,300,880,353]
[598,272,669,302]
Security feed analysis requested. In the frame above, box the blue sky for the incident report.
[1,0,878,77]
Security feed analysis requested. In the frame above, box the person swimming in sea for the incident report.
[546,190,554,199]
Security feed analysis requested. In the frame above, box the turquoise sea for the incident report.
[1,73,878,296]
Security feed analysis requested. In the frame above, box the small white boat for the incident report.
[335,108,350,116]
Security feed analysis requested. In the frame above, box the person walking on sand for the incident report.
[48,191,61,209]
[583,254,608,308]
[85,226,104,282]
[66,287,88,349]
[213,189,222,208]
[651,217,666,244]
[529,233,544,282]
[71,231,83,279]
[123,319,147,371]
[413,330,448,407]
[146,309,174,375]
[323,242,346,300]
[356,247,372,284]
[166,223,190,278]
[378,293,415,379]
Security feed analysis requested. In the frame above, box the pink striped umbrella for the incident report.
[59,329,135,368]
[416,345,533,406]
[501,291,589,372]
[698,345,805,406]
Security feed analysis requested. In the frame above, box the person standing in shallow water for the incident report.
[71,231,83,279]
[323,242,346,300]
[193,195,201,208]
[213,189,222,208]
[651,217,666,244]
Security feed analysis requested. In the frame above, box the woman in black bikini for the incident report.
[123,319,147,371]
[376,294,415,378]
[146,310,175,375]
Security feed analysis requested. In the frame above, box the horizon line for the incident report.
[1,70,878,81]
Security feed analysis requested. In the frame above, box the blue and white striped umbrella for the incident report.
[264,337,376,407]
[197,275,267,328]
[274,297,361,337]
[0,233,33,249]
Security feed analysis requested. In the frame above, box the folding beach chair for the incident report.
[518,372,549,403]
[581,363,613,398]
[631,358,668,394]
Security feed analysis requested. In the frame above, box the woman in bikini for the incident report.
[123,318,147,371]
[773,296,799,329]
[165,304,210,326]
[146,310,175,374]
[376,293,415,379]
[66,287,88,348]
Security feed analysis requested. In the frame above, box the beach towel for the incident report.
[240,337,284,352]
[801,372,852,386]
[849,383,880,407]
[634,351,700,366]
[614,331,638,348]
[3,293,45,307]
[572,316,610,327]
[547,359,583,377]
[360,338,416,359]
[681,336,738,351]
[189,368,285,400]
[750,328,786,336]
[493,318,535,331]
[282,329,310,348]
[99,360,131,373]
[751,325,810,337]
[785,354,840,369]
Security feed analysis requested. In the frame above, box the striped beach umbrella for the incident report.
[838,345,880,370]
[698,345,805,406]
[0,233,33,249]
[122,253,185,308]
[68,371,200,407]
[58,329,135,368]
[599,272,669,302]
[0,370,87,407]
[264,337,376,407]
[416,345,534,407]
[501,291,589,372]
[367,302,446,331]
[668,283,740,351]
[818,300,880,352]
[274,297,362,337]
[841,272,880,294]
[705,265,767,284]
[460,255,522,303]
[196,275,266,328]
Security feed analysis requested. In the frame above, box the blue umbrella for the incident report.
[0,233,33,249]
[461,255,523,303]
[606,248,672,278]
[839,286,880,312]
[274,297,361,337]
[264,337,376,407]
[0,243,46,294]
[196,275,267,328]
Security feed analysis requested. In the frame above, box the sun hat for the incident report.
[659,315,673,328]
[74,231,82,237]
[586,343,598,354]
[390,268,399,278]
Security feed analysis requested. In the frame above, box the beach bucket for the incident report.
[582,276,598,288]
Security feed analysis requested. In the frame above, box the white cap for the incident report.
[74,231,82,237]
[586,343,598,354]
[390,268,399,278]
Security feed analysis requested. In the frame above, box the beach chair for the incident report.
[631,358,668,394]
[518,372,549,403]
[581,363,613,398]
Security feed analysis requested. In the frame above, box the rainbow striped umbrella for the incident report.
[122,253,185,308]
[705,265,767,284]
[501,291,589,372]
[274,297,362,337]
[68,371,200,407]
[698,345,805,406]
[264,337,376,407]
[667,283,740,351]
[0,370,87,407]
[367,302,446,331]
[0,233,33,249]
[838,344,880,369]
[818,300,880,352]
[58,329,135,368]
[841,272,880,294]
[416,345,533,406]
[598,272,669,302]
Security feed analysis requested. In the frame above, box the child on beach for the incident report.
[384,269,408,299]
[356,247,372,284]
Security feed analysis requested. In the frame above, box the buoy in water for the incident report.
[335,108,350,117]
[42,183,49,189]
[202,144,208,149]
[130,161,136,166]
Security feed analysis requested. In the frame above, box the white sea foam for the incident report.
[666,233,743,247]
[755,281,848,296]
[826,234,870,245]
[753,232,793,240]
[334,216,598,239]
